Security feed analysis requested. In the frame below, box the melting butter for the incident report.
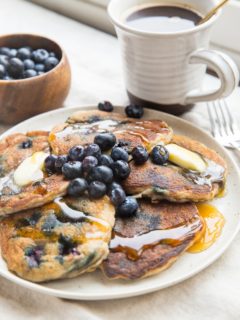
[14,152,48,187]
[166,144,207,172]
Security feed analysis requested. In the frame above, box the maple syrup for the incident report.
[188,203,225,253]
[15,197,110,244]
[182,158,225,188]
[110,219,203,261]
[49,119,167,152]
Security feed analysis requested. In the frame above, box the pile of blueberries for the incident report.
[0,46,59,80]
[44,102,169,218]
[44,135,169,218]
[44,132,138,218]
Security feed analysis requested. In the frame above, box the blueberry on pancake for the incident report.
[49,110,173,155]
[101,199,204,280]
[122,135,227,202]
[0,131,69,216]
[0,196,115,282]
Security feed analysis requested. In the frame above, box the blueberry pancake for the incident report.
[49,110,173,155]
[0,131,69,216]
[0,195,115,282]
[123,135,227,202]
[0,131,49,177]
[101,200,204,280]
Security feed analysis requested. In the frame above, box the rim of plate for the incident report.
[0,105,240,300]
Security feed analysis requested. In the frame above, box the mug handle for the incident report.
[184,49,239,105]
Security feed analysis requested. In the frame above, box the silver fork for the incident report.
[207,99,240,150]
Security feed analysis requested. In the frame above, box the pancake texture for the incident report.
[0,196,115,282]
[123,135,227,202]
[49,110,173,154]
[0,131,49,177]
[102,200,204,280]
[0,131,69,216]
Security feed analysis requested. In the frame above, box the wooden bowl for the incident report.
[0,34,71,125]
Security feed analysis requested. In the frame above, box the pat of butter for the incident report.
[165,144,206,172]
[14,152,48,187]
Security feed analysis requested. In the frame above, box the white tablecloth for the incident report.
[0,1,240,319]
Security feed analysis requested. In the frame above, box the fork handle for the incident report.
[185,49,239,105]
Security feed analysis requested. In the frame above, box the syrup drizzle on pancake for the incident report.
[12,197,111,244]
[110,219,203,261]
[182,158,225,188]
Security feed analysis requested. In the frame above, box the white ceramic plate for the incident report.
[0,105,240,301]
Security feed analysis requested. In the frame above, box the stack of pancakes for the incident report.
[0,110,227,282]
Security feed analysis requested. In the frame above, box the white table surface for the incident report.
[0,0,240,319]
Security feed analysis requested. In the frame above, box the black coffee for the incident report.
[126,5,202,32]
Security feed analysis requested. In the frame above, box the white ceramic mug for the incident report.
[108,0,239,114]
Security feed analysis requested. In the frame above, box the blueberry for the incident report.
[58,235,76,255]
[22,46,32,52]
[82,156,98,174]
[67,178,88,197]
[38,71,44,76]
[17,47,32,60]
[44,154,58,173]
[88,181,107,199]
[68,145,85,161]
[55,155,68,173]
[0,47,11,56]
[7,58,24,78]
[32,49,49,63]
[87,166,113,184]
[0,55,9,68]
[107,182,122,195]
[35,63,45,72]
[23,69,37,78]
[62,161,82,180]
[94,133,116,151]
[125,104,144,119]
[44,56,59,71]
[25,245,43,268]
[112,160,130,180]
[111,147,129,162]
[0,64,5,79]
[151,145,169,165]
[24,59,35,70]
[110,187,126,206]
[20,139,32,149]
[49,52,56,57]
[3,75,12,80]
[9,49,17,58]
[117,197,138,218]
[99,154,114,168]
[132,146,149,165]
[84,144,101,159]
[98,101,113,112]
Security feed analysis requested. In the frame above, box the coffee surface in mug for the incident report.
[125,5,201,32]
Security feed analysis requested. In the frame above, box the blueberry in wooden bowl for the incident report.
[0,34,71,125]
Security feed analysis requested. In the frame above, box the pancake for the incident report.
[101,200,204,280]
[122,135,227,202]
[49,110,173,155]
[0,195,115,282]
[0,131,69,216]
[0,131,49,177]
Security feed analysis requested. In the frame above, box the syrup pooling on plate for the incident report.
[188,203,225,253]
[110,219,203,261]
